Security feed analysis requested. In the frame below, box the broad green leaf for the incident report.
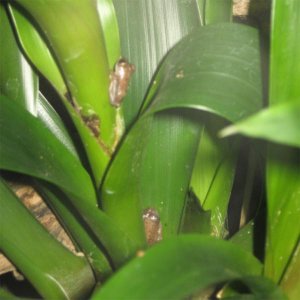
[220,102,300,148]
[102,23,262,249]
[102,111,201,247]
[7,4,66,97]
[265,0,300,283]
[13,0,120,151]
[112,0,203,126]
[0,178,95,299]
[145,23,262,121]
[204,0,232,24]
[91,235,282,300]
[0,94,97,206]
[0,4,37,115]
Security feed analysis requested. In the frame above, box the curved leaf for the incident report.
[0,4,37,115]
[13,0,118,149]
[144,23,262,122]
[0,178,95,299]
[7,4,66,97]
[91,235,284,300]
[0,94,97,206]
[220,102,300,148]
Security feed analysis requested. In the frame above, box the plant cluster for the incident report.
[0,0,299,299]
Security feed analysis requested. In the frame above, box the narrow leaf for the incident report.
[265,0,300,283]
[0,178,95,299]
[7,4,66,97]
[96,0,121,69]
[220,102,300,148]
[37,92,78,157]
[36,182,113,279]
[0,4,37,115]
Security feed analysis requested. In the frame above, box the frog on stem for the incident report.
[109,58,135,107]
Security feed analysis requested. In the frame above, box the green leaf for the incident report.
[0,178,95,299]
[265,146,300,283]
[102,22,262,250]
[204,0,233,25]
[13,0,120,152]
[0,4,38,114]
[269,0,300,106]
[7,4,66,97]
[0,94,97,206]
[102,111,202,248]
[91,235,278,300]
[180,190,211,234]
[36,182,113,280]
[144,23,262,122]
[112,0,203,126]
[220,102,300,148]
[230,221,255,254]
[190,118,237,237]
[280,241,300,299]
[37,92,78,157]
[0,94,133,266]
[96,0,121,69]
[0,288,19,299]
[264,0,300,283]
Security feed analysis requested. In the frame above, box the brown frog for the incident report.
[142,208,162,245]
[109,58,135,107]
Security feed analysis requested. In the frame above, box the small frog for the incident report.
[142,208,162,245]
[109,58,135,107]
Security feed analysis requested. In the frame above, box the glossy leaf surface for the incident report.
[92,235,285,300]
[8,4,66,97]
[220,102,300,148]
[0,178,95,299]
[0,94,97,206]
[265,0,300,285]
[145,23,262,122]
[0,4,37,115]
